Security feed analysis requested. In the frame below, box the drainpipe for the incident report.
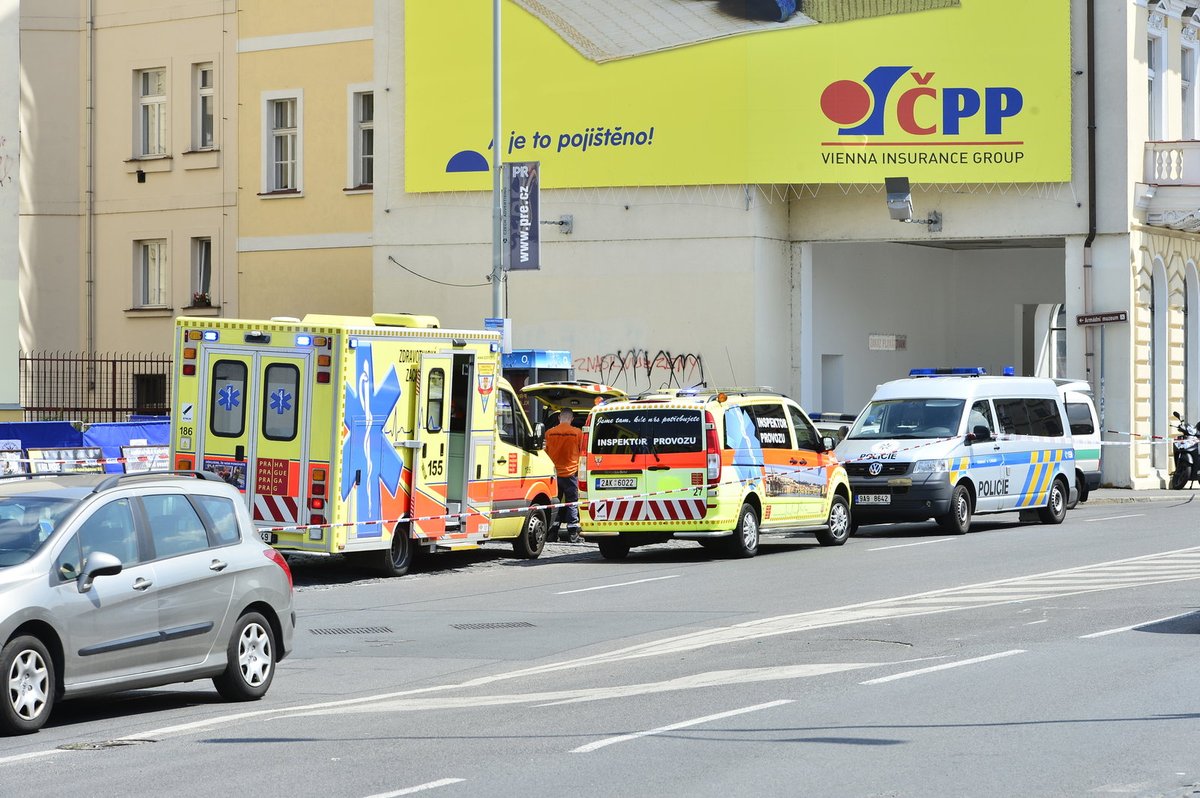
[1083,0,1097,409]
[85,0,96,388]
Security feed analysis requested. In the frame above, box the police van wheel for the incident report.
[726,504,760,558]
[816,494,850,546]
[597,538,630,560]
[512,507,548,560]
[937,485,972,535]
[1037,478,1068,525]
[378,527,413,577]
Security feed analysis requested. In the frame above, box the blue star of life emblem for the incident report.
[217,384,241,412]
[269,389,293,415]
[340,345,406,536]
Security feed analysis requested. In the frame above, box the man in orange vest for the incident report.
[544,408,584,543]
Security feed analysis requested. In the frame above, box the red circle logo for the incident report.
[820,80,872,126]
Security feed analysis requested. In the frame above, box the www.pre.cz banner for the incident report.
[404,0,1070,191]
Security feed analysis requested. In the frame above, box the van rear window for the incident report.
[590,409,704,455]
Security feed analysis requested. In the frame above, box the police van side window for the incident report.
[968,400,995,435]
[210,360,247,437]
[750,404,792,449]
[1022,398,1064,437]
[787,405,819,450]
[1066,402,1094,435]
[993,398,1028,436]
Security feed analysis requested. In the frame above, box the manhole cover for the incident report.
[451,621,536,630]
[59,739,156,750]
[309,626,394,635]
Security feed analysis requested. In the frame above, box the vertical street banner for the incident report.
[504,162,540,271]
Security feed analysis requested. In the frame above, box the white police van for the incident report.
[835,368,1076,534]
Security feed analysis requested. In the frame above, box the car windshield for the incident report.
[846,399,966,440]
[0,495,79,568]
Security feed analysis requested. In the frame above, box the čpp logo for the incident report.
[820,66,1024,137]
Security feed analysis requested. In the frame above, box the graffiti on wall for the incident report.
[574,348,706,392]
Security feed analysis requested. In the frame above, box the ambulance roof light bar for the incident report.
[909,367,988,377]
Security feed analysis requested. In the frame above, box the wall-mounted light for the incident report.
[885,176,942,233]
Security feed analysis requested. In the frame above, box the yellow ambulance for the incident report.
[170,313,557,576]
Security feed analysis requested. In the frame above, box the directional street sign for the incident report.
[1076,311,1128,325]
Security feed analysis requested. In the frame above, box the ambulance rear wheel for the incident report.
[597,538,630,560]
[378,527,413,577]
[937,484,972,535]
[1037,478,1068,525]
[816,494,850,546]
[512,507,548,559]
[725,504,759,558]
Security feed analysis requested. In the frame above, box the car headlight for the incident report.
[912,459,949,473]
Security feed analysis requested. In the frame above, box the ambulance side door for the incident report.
[749,403,799,527]
[412,354,452,537]
[786,403,828,523]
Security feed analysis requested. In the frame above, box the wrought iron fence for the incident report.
[18,352,173,423]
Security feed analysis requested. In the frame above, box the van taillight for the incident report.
[705,412,721,486]
[579,425,591,491]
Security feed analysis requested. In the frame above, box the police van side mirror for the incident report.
[968,425,992,443]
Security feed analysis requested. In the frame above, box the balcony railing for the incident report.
[1144,141,1200,184]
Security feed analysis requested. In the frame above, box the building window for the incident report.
[264,94,301,192]
[1049,304,1067,379]
[135,239,168,307]
[134,374,168,416]
[137,68,167,156]
[194,63,215,150]
[1184,44,1198,140]
[353,91,374,188]
[191,237,212,307]
[1149,32,1165,141]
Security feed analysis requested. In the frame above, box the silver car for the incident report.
[0,471,295,735]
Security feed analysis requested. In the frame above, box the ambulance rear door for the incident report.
[196,346,312,543]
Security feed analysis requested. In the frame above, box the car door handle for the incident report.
[210,559,228,572]
[132,577,153,591]
[496,458,507,464]
[648,466,670,471]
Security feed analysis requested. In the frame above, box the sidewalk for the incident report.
[1088,486,1199,504]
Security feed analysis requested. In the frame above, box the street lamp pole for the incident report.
[491,0,504,318]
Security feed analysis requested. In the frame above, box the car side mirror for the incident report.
[969,425,992,443]
[822,436,836,452]
[78,551,123,593]
[534,422,545,450]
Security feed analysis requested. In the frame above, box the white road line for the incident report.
[571,699,794,754]
[1083,513,1144,523]
[867,538,958,552]
[1024,619,1049,625]
[363,779,466,797]
[860,650,1026,685]
[1079,611,1198,639]
[0,750,61,767]
[556,575,681,595]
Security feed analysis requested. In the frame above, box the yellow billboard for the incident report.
[405,0,1069,191]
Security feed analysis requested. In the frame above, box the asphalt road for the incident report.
[3,494,1199,798]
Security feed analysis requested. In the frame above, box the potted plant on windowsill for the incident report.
[191,291,212,308]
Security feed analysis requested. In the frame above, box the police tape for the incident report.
[256,436,962,535]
